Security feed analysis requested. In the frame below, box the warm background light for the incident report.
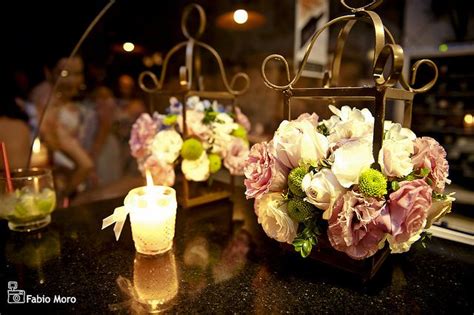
[233,9,248,24]
[464,114,473,125]
[123,42,135,52]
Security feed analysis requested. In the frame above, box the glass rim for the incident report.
[0,167,52,180]
[128,185,176,197]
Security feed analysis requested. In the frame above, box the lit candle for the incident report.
[102,170,178,255]
[30,138,49,168]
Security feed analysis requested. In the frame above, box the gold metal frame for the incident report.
[261,0,438,170]
[138,3,250,208]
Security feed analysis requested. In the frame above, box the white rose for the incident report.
[254,192,298,244]
[273,119,328,169]
[327,105,374,144]
[331,140,374,188]
[378,138,414,178]
[425,195,455,228]
[384,121,416,141]
[301,169,346,220]
[182,152,210,182]
[387,230,422,254]
[151,129,183,164]
[213,113,237,135]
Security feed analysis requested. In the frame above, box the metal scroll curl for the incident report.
[138,3,250,96]
[261,0,438,95]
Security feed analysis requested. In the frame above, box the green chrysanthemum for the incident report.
[181,138,203,160]
[231,125,248,140]
[359,168,387,198]
[288,166,307,197]
[287,198,314,222]
[208,154,222,174]
[163,114,178,126]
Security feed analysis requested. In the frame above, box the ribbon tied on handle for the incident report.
[102,206,130,241]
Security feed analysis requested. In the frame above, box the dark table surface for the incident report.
[1,187,473,314]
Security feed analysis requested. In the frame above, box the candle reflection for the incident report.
[115,251,179,313]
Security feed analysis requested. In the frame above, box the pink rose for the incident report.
[177,110,212,141]
[244,141,289,199]
[139,155,175,186]
[412,137,450,193]
[235,107,251,132]
[387,179,432,252]
[129,113,159,159]
[224,138,250,176]
[328,190,389,260]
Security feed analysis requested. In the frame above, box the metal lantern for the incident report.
[138,4,250,208]
[261,0,439,280]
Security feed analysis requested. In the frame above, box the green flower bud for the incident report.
[359,168,387,198]
[163,114,178,126]
[288,166,307,197]
[208,154,222,174]
[231,124,247,140]
[181,138,203,161]
[287,198,314,222]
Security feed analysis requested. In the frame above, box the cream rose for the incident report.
[151,129,183,164]
[425,195,455,228]
[254,192,298,244]
[301,168,346,219]
[379,138,414,178]
[182,152,210,182]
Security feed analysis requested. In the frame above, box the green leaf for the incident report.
[419,167,430,177]
[391,181,400,191]
[301,241,312,258]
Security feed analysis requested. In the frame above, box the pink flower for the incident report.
[235,106,251,132]
[412,137,450,193]
[129,113,159,159]
[139,155,175,186]
[328,190,389,260]
[387,179,432,252]
[295,112,319,127]
[177,110,212,141]
[244,141,289,199]
[224,138,250,176]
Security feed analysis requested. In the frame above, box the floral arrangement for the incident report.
[243,106,454,260]
[129,96,251,185]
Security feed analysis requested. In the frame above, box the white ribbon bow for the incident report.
[102,206,130,241]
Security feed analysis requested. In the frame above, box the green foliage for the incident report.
[202,108,218,125]
[317,123,329,136]
[292,218,322,258]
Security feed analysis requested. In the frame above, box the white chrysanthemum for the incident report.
[181,152,210,182]
[254,192,298,244]
[331,140,374,188]
[151,129,183,164]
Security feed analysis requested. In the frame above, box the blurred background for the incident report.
[1,0,473,239]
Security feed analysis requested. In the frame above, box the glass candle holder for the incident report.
[125,186,177,255]
[0,168,56,232]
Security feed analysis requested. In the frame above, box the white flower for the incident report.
[327,105,374,144]
[254,192,297,244]
[273,118,328,169]
[425,194,455,228]
[302,169,346,220]
[151,129,183,164]
[384,121,416,141]
[181,152,210,182]
[331,140,374,188]
[387,230,422,254]
[213,113,237,135]
[379,138,414,178]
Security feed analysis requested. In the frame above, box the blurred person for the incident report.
[115,74,136,108]
[88,86,122,186]
[28,54,93,200]
[0,75,31,169]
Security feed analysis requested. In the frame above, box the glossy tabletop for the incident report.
[0,187,473,314]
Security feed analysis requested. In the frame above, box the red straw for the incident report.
[1,142,13,193]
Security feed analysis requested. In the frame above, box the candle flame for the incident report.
[33,138,41,153]
[146,169,154,187]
